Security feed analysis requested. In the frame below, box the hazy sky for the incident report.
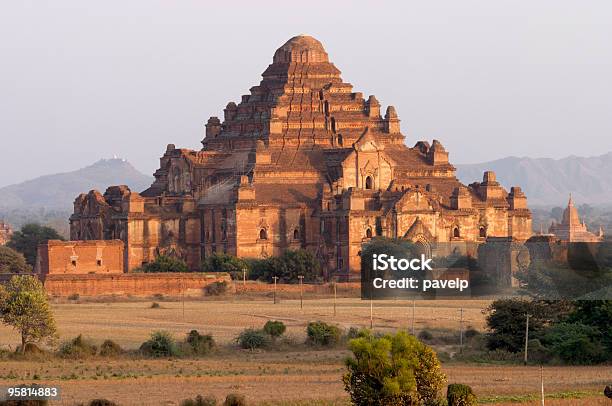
[1,0,611,187]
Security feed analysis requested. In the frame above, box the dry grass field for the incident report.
[0,297,610,405]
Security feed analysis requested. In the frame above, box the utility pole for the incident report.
[181,278,185,321]
[540,365,545,406]
[370,295,373,329]
[298,275,304,310]
[411,299,416,335]
[272,276,279,304]
[333,282,337,317]
[524,313,530,365]
[459,307,464,352]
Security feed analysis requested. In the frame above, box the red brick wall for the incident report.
[43,272,231,297]
[37,240,124,276]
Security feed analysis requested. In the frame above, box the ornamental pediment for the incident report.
[353,128,383,152]
[395,190,435,212]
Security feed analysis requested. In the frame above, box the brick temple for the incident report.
[0,221,12,246]
[548,195,604,242]
[70,35,532,277]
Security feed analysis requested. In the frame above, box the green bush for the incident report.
[244,258,270,281]
[485,299,573,352]
[186,330,216,356]
[343,330,446,405]
[205,281,228,296]
[7,223,64,266]
[150,302,161,309]
[202,252,249,280]
[180,394,217,406]
[67,293,80,301]
[542,322,606,364]
[345,327,361,340]
[526,338,551,363]
[418,329,433,341]
[464,328,480,340]
[0,246,31,273]
[447,383,477,406]
[99,339,123,357]
[223,393,247,406]
[268,249,322,283]
[263,320,286,339]
[567,300,612,357]
[87,401,118,406]
[140,331,181,357]
[142,255,189,273]
[236,328,268,350]
[306,321,341,347]
[58,334,97,359]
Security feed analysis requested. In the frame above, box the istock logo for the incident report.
[372,254,433,271]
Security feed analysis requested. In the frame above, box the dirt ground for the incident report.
[0,298,610,405]
[0,297,491,349]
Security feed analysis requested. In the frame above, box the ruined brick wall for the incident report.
[36,240,124,276]
[43,272,231,297]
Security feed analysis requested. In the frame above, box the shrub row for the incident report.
[180,393,246,406]
[58,335,123,359]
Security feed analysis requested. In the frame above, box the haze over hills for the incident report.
[0,158,154,211]
[455,152,612,206]
[0,152,611,226]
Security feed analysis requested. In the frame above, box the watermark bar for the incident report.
[0,385,61,401]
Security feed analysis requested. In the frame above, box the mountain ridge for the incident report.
[1,152,611,212]
[455,152,612,206]
[0,158,154,210]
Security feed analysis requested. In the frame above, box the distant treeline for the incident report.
[0,208,69,239]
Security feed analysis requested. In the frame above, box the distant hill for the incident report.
[0,158,153,211]
[456,152,612,206]
[1,152,611,227]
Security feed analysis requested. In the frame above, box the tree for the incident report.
[7,223,64,266]
[263,320,286,339]
[0,246,31,273]
[447,384,477,406]
[201,252,249,280]
[542,322,606,364]
[268,249,322,283]
[0,275,57,353]
[485,299,573,352]
[343,330,446,405]
[567,300,612,357]
[140,255,189,273]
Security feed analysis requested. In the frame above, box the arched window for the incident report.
[453,227,460,238]
[331,117,336,132]
[293,228,299,240]
[365,176,373,190]
[337,134,343,146]
[259,228,268,240]
[479,226,486,238]
[366,228,373,238]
